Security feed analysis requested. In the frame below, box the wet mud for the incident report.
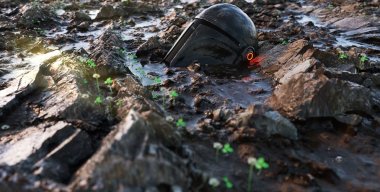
[0,0,380,191]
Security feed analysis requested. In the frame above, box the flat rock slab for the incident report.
[332,17,370,30]
[0,121,68,166]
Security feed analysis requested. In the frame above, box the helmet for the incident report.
[163,3,258,73]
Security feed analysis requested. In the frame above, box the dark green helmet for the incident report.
[163,3,258,72]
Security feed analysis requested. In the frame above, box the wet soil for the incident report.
[0,0,380,191]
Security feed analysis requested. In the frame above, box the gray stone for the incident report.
[268,72,374,120]
[70,110,187,191]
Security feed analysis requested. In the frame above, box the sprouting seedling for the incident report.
[154,77,162,84]
[94,96,103,105]
[222,176,233,189]
[169,90,179,99]
[169,90,179,105]
[255,157,269,170]
[247,156,269,192]
[208,177,220,188]
[104,77,113,93]
[360,54,368,64]
[83,79,88,85]
[281,39,289,45]
[86,59,96,68]
[176,118,186,128]
[222,143,234,154]
[327,3,334,10]
[93,73,101,93]
[339,52,348,59]
[213,142,223,157]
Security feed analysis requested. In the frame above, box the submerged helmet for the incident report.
[163,3,258,72]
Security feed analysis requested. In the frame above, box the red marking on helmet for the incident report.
[246,52,255,60]
[248,56,264,68]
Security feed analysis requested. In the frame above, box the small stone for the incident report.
[208,177,220,188]
[1,124,10,130]
[213,142,223,150]
[335,156,343,163]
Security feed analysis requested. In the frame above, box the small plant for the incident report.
[169,90,179,99]
[255,157,269,170]
[222,176,233,189]
[104,77,113,93]
[169,90,179,105]
[86,59,96,68]
[360,54,368,64]
[339,52,348,59]
[94,96,103,105]
[154,77,162,84]
[208,177,220,188]
[93,73,101,93]
[176,118,186,128]
[281,39,289,45]
[247,156,269,192]
[213,142,223,157]
[222,143,234,154]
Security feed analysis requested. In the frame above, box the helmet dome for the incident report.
[164,3,258,72]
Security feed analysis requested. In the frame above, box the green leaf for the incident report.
[176,118,186,128]
[86,59,96,68]
[170,90,179,98]
[104,77,113,85]
[339,53,348,59]
[154,77,162,84]
[255,157,269,170]
[222,143,234,154]
[222,177,233,189]
[94,96,103,104]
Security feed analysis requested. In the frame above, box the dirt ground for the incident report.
[0,0,380,191]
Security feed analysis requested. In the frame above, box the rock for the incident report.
[334,114,363,126]
[70,11,91,23]
[259,111,298,140]
[277,59,318,84]
[136,36,162,57]
[89,29,129,76]
[0,122,69,166]
[212,108,234,121]
[332,17,370,30]
[235,104,298,140]
[260,40,315,77]
[95,5,125,20]
[70,110,188,191]
[17,4,57,29]
[33,128,94,183]
[77,21,90,32]
[267,72,374,120]
[160,25,183,44]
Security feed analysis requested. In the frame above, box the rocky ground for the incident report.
[0,0,380,191]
